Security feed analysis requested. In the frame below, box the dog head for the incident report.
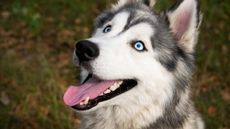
[64,0,201,114]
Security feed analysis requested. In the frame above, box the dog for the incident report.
[63,0,204,129]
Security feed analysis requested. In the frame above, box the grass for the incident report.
[0,0,229,129]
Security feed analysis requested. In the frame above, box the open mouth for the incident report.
[63,74,137,110]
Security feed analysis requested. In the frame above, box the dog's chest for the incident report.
[79,111,145,129]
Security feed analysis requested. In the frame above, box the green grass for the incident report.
[0,0,229,129]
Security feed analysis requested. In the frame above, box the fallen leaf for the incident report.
[46,16,54,23]
[221,45,228,56]
[1,11,11,19]
[221,88,230,102]
[228,33,230,41]
[59,29,74,38]
[74,18,81,25]
[82,27,89,37]
[208,106,217,117]
[0,92,10,106]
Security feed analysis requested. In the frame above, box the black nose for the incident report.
[75,40,99,63]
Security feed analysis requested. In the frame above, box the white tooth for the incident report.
[109,81,123,91]
[109,86,115,91]
[110,84,118,91]
[84,97,90,105]
[80,102,84,105]
[118,81,122,85]
[104,89,111,94]
[99,93,104,96]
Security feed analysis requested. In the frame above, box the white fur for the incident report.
[79,21,175,128]
[73,0,203,128]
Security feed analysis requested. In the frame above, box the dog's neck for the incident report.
[78,88,195,129]
[79,104,163,129]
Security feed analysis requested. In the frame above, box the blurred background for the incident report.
[0,0,229,129]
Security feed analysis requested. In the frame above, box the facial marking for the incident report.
[124,23,154,51]
[93,12,130,38]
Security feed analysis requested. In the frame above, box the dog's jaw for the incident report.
[77,69,175,129]
[64,71,138,111]
[79,85,166,129]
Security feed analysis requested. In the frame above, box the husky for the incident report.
[63,0,204,129]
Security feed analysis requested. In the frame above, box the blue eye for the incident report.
[133,41,146,51]
[103,25,112,33]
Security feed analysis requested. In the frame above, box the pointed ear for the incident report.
[114,0,156,9]
[167,0,201,53]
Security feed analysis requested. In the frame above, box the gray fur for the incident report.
[70,0,204,129]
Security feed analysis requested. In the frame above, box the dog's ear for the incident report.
[114,0,156,8]
[166,0,201,53]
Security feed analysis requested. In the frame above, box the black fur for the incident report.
[143,0,150,6]
[88,1,200,128]
[93,10,115,31]
[168,0,184,11]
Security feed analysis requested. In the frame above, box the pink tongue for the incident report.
[63,77,116,106]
